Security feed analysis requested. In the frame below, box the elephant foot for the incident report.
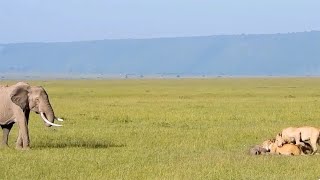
[22,147,30,151]
[0,143,9,149]
[15,146,30,150]
[15,144,23,150]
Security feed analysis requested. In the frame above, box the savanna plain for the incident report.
[1,78,320,179]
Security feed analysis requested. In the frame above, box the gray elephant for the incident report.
[249,145,268,155]
[0,82,63,150]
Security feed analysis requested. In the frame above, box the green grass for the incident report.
[1,78,320,179]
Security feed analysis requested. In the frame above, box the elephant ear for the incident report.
[10,84,30,110]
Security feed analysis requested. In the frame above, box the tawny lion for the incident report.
[275,126,320,154]
[262,139,302,155]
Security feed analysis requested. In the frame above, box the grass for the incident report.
[1,78,320,179]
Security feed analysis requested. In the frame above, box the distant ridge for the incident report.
[1,31,320,77]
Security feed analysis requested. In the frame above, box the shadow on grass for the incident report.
[33,139,126,149]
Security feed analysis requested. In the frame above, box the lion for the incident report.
[275,126,320,154]
[262,139,302,155]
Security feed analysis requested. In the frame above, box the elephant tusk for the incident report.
[55,117,64,122]
[40,113,63,127]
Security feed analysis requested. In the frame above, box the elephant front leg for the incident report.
[16,120,30,150]
[16,133,23,150]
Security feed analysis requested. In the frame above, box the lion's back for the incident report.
[277,144,301,155]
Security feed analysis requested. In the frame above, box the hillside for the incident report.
[0,31,320,76]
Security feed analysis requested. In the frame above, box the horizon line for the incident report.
[1,30,319,45]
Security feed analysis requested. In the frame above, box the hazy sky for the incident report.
[0,0,319,43]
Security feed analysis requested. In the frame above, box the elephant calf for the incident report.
[249,145,268,155]
[0,82,63,150]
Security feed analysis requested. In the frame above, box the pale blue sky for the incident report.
[0,0,319,43]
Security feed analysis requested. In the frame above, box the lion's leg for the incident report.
[294,133,305,146]
[310,138,318,155]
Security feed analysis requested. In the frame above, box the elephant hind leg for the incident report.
[1,123,14,147]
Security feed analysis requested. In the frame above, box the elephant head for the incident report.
[10,82,63,127]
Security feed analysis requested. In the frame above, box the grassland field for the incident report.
[1,78,320,179]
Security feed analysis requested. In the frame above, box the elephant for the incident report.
[0,82,63,150]
[249,145,268,155]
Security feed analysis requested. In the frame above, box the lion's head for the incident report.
[262,139,275,151]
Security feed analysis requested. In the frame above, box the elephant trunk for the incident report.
[39,99,61,127]
[44,103,55,127]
